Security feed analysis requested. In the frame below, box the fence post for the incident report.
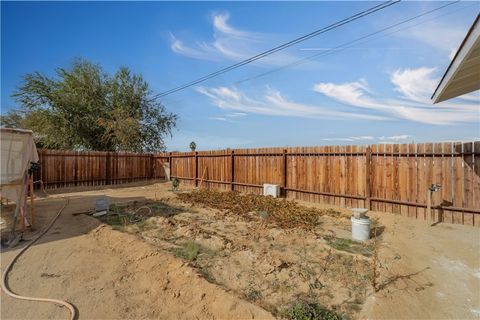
[106,152,111,185]
[230,150,235,191]
[195,151,198,187]
[282,149,287,197]
[169,152,173,179]
[365,146,372,210]
[71,151,77,187]
[37,149,45,189]
[149,154,154,179]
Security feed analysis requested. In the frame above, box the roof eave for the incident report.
[431,14,480,104]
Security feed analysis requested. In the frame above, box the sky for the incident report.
[1,1,479,151]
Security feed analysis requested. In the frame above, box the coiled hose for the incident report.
[1,198,76,320]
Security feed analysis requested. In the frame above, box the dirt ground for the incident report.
[1,181,479,319]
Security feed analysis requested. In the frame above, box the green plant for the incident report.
[104,213,127,226]
[325,237,373,257]
[136,218,156,231]
[173,240,201,261]
[245,286,263,302]
[286,302,343,320]
[171,178,180,192]
[8,59,177,152]
[108,204,122,213]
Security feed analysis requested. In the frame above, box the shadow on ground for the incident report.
[0,181,178,252]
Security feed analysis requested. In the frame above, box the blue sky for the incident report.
[2,1,479,151]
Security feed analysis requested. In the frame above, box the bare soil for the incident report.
[1,181,479,319]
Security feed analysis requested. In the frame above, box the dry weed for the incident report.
[177,189,343,230]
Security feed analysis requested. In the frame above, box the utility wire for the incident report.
[152,0,400,99]
[234,1,462,85]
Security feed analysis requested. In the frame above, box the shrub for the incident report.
[286,302,343,320]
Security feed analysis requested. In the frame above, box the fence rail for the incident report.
[35,141,480,226]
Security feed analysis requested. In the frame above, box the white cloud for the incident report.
[397,19,465,54]
[320,135,410,143]
[313,67,480,125]
[320,136,375,142]
[208,116,228,121]
[320,138,355,142]
[456,91,480,103]
[169,33,215,61]
[313,79,377,108]
[226,112,247,118]
[169,12,298,65]
[198,66,479,125]
[379,135,410,141]
[390,67,438,103]
[351,136,375,140]
[208,112,247,122]
[212,13,252,38]
[196,86,388,121]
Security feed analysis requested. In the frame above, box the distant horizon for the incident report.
[2,1,479,152]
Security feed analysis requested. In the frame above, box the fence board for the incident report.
[417,144,426,220]
[453,143,465,224]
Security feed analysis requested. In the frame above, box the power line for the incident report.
[152,0,400,99]
[234,1,462,85]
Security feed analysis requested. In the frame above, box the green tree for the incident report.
[0,110,25,128]
[2,59,177,152]
[189,141,197,151]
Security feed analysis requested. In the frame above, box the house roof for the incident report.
[431,14,480,103]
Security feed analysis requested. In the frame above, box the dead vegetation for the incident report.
[91,190,392,319]
[177,189,346,230]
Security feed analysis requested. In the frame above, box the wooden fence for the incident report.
[35,141,480,226]
[35,149,169,188]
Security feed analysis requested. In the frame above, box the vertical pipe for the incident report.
[427,189,432,225]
